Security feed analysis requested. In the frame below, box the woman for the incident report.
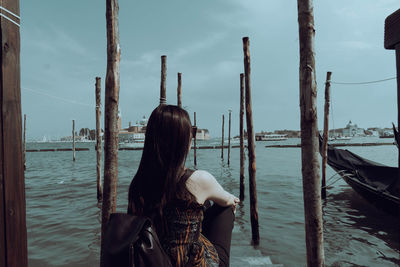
[128,105,239,267]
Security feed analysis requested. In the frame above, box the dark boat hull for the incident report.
[320,135,400,216]
[331,166,400,215]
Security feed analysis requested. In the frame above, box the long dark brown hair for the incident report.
[128,105,194,235]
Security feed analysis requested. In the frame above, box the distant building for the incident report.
[366,128,380,137]
[119,115,210,142]
[342,120,365,137]
[195,128,210,140]
[118,116,147,143]
[273,130,300,138]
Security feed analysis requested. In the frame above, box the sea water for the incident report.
[25,137,399,267]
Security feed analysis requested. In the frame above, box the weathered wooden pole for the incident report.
[0,1,27,266]
[23,114,26,170]
[101,0,121,266]
[177,72,182,108]
[160,55,167,105]
[239,73,245,201]
[297,1,325,266]
[221,114,224,159]
[72,120,76,161]
[321,71,332,199]
[194,112,197,166]
[95,77,103,202]
[228,109,232,165]
[384,9,400,169]
[397,45,400,170]
[242,37,259,245]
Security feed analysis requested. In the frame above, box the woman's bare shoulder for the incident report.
[190,169,214,180]
[189,170,216,189]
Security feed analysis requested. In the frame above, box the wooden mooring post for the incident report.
[160,55,167,105]
[384,9,400,169]
[321,71,332,199]
[101,0,121,265]
[23,114,26,170]
[95,77,103,202]
[228,109,231,165]
[242,37,259,245]
[177,72,182,108]
[0,1,27,266]
[297,0,325,266]
[221,114,224,159]
[72,120,76,161]
[194,112,197,166]
[239,73,245,201]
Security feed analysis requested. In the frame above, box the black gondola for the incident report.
[319,135,400,215]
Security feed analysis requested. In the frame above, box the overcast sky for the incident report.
[20,0,399,139]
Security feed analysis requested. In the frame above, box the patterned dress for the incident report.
[162,198,219,267]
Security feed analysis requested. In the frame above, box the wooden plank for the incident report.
[384,9,400,50]
[0,0,27,266]
[265,142,394,148]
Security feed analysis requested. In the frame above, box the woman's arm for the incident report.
[187,170,239,207]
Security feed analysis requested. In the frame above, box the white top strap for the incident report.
[0,5,20,27]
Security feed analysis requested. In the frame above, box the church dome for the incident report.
[346,120,355,128]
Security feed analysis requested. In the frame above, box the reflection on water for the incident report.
[323,187,399,267]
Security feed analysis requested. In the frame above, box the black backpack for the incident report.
[102,213,173,267]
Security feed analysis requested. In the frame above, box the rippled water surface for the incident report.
[25,137,399,266]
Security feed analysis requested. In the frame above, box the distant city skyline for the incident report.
[21,1,399,139]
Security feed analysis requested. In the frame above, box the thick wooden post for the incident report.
[177,72,182,108]
[221,114,224,159]
[239,73,245,201]
[384,9,400,181]
[72,120,75,161]
[242,37,259,245]
[0,1,28,266]
[228,110,231,165]
[297,1,325,266]
[101,0,121,266]
[95,77,103,202]
[321,72,332,199]
[194,112,197,166]
[397,44,400,169]
[23,114,26,170]
[160,55,167,105]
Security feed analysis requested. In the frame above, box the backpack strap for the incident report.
[103,213,149,266]
[103,213,173,267]
[181,168,195,184]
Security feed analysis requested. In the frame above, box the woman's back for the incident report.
[128,105,237,267]
[162,198,219,267]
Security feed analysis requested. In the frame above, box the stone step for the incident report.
[230,256,284,267]
[230,222,284,266]
[230,245,262,257]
